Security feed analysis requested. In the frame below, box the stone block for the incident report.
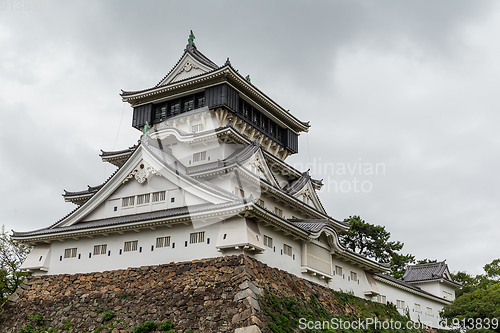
[243,296,260,311]
[234,288,257,302]
[8,291,19,303]
[231,308,255,324]
[234,325,262,333]
[239,281,261,295]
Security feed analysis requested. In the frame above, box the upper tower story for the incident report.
[120,31,310,161]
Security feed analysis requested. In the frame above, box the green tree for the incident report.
[484,259,500,282]
[416,258,437,265]
[0,225,32,304]
[441,258,500,332]
[440,282,500,332]
[339,216,415,279]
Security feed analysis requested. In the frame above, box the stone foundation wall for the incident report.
[0,255,384,333]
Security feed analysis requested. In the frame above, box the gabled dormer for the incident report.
[157,41,218,86]
[283,171,326,214]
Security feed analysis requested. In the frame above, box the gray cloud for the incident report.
[0,0,498,275]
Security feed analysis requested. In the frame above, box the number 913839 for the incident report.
[441,318,499,330]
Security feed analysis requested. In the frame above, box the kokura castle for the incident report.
[13,33,460,328]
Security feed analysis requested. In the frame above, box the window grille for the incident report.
[397,300,405,309]
[335,266,343,276]
[93,244,107,256]
[193,151,206,162]
[377,295,387,304]
[122,196,135,207]
[192,124,204,133]
[414,303,421,312]
[190,232,205,244]
[156,236,171,248]
[257,199,265,207]
[152,191,166,202]
[124,240,138,252]
[350,271,357,282]
[64,248,77,258]
[137,194,150,205]
[264,235,273,248]
[426,307,432,316]
[197,96,205,108]
[275,207,283,217]
[283,244,292,256]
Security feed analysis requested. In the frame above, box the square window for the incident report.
[192,124,204,133]
[377,295,387,304]
[137,194,150,205]
[275,207,283,217]
[156,236,171,248]
[264,235,273,248]
[64,248,77,258]
[124,240,138,252]
[193,151,206,162]
[190,232,205,244]
[152,191,166,202]
[171,197,175,203]
[93,244,107,256]
[122,196,135,207]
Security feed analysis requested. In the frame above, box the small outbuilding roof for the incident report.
[402,261,461,287]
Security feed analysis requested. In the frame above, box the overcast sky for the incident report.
[1,1,498,276]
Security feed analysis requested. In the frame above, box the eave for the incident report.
[121,66,309,133]
[12,202,249,244]
[406,278,462,289]
[374,275,452,305]
[333,250,390,274]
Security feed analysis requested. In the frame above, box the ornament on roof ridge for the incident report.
[143,121,151,135]
[188,30,196,48]
[245,75,251,83]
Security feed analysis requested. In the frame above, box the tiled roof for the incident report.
[284,171,311,195]
[374,273,441,298]
[122,45,219,97]
[402,261,457,284]
[288,219,330,233]
[155,44,218,87]
[282,171,327,213]
[12,201,243,238]
[63,184,104,197]
[120,47,309,131]
[100,145,137,157]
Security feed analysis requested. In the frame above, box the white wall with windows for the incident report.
[375,277,449,328]
[44,223,223,275]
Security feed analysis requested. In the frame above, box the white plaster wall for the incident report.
[46,223,222,275]
[375,279,447,328]
[250,224,303,274]
[82,175,212,222]
[33,218,449,329]
[328,256,370,297]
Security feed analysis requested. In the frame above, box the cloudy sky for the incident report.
[1,1,498,276]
